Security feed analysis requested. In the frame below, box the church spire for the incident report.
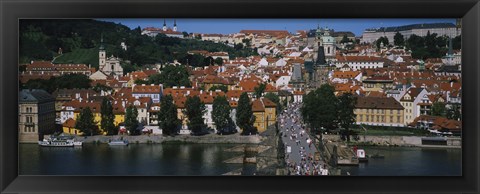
[99,33,105,50]
[173,19,177,32]
[163,19,167,31]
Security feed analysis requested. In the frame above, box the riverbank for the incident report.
[322,134,461,149]
[42,133,262,144]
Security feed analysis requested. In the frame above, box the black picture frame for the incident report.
[1,0,479,193]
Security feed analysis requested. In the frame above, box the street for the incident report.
[278,102,328,175]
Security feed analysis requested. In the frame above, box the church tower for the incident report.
[163,19,167,31]
[173,19,177,32]
[322,27,336,59]
[99,35,106,70]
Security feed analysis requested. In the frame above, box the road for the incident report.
[278,102,328,175]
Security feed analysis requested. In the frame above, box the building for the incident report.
[335,56,385,70]
[361,23,461,44]
[362,76,394,92]
[99,37,123,76]
[141,19,184,38]
[409,115,461,135]
[132,84,163,103]
[399,87,429,125]
[252,98,277,133]
[19,89,56,142]
[289,63,305,90]
[354,96,405,127]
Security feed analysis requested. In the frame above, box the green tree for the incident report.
[212,96,234,134]
[158,95,180,136]
[93,83,113,93]
[209,85,228,93]
[337,93,357,142]
[301,84,338,134]
[75,107,97,136]
[234,43,244,50]
[236,92,256,135]
[184,96,207,135]
[375,36,389,49]
[125,105,140,135]
[214,57,224,66]
[254,83,266,98]
[101,97,116,135]
[340,34,350,44]
[147,65,191,88]
[264,92,283,113]
[431,102,447,117]
[446,104,461,120]
[394,32,404,46]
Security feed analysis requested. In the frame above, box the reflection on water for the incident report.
[20,143,252,176]
[340,146,461,176]
[20,144,461,176]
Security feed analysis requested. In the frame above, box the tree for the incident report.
[234,43,244,50]
[209,85,228,93]
[254,83,266,98]
[301,84,338,134]
[446,104,461,120]
[340,34,350,44]
[147,65,191,88]
[75,107,97,136]
[236,92,256,135]
[101,97,116,135]
[394,32,404,46]
[337,93,357,142]
[125,105,140,135]
[212,96,234,134]
[375,36,389,49]
[184,96,207,135]
[158,95,180,136]
[214,57,224,66]
[431,102,447,117]
[264,92,283,113]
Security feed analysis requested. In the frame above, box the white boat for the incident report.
[73,141,83,146]
[38,138,74,147]
[108,140,129,146]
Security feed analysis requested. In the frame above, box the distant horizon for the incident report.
[98,18,457,37]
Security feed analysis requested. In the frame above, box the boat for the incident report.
[108,140,129,146]
[356,149,369,163]
[73,141,83,147]
[38,138,74,147]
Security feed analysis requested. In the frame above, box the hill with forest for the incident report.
[20,19,256,71]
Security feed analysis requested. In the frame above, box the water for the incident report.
[20,144,461,176]
[340,146,462,176]
[20,143,256,176]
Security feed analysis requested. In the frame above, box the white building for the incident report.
[361,23,461,44]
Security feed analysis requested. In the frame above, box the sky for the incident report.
[98,18,456,37]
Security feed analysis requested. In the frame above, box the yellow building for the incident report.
[62,118,83,135]
[252,98,277,133]
[354,96,405,127]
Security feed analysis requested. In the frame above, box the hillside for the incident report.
[20,19,256,70]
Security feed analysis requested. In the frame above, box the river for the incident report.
[339,146,461,176]
[20,144,461,176]
[20,143,256,175]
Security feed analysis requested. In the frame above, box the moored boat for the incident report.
[108,140,129,146]
[38,138,75,147]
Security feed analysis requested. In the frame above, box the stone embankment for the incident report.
[322,134,461,148]
[60,133,262,144]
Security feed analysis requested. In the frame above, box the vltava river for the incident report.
[20,143,255,175]
[20,144,461,176]
[340,146,461,176]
